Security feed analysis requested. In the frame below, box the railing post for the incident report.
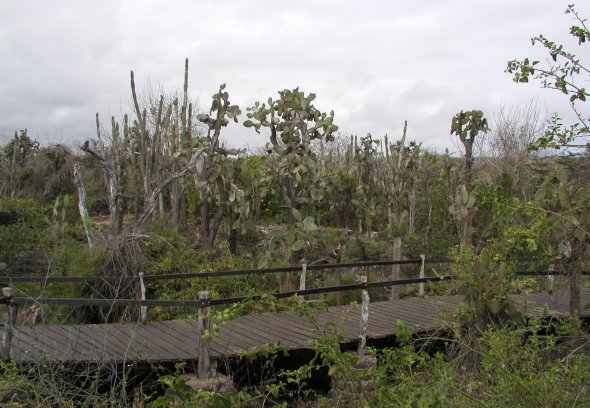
[139,272,147,324]
[299,263,307,300]
[547,264,555,294]
[419,254,426,297]
[357,275,369,356]
[335,246,344,306]
[197,291,212,379]
[1,287,16,361]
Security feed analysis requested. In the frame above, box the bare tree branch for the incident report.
[134,148,207,233]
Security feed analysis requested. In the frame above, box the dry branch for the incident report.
[134,148,206,233]
[81,140,118,236]
[73,163,95,250]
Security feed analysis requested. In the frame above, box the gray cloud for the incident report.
[0,0,588,150]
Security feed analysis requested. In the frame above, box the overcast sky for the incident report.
[1,0,588,153]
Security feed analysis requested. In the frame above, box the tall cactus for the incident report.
[456,248,521,328]
[83,59,208,236]
[450,110,489,246]
[196,84,242,249]
[382,121,422,234]
[449,185,478,246]
[244,88,336,285]
[350,133,380,235]
[381,122,421,299]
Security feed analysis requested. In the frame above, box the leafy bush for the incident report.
[0,199,50,271]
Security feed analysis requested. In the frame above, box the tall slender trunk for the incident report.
[391,236,402,300]
[201,199,211,248]
[568,260,580,318]
[409,183,416,235]
[74,163,95,251]
[9,135,18,199]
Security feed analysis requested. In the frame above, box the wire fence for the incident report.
[1,256,586,369]
[0,256,576,309]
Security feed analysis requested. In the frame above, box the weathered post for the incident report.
[335,246,344,306]
[418,254,426,297]
[335,269,343,306]
[139,272,147,323]
[197,291,212,379]
[357,275,369,356]
[546,264,555,294]
[299,263,307,300]
[1,287,16,361]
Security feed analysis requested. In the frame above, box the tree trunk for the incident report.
[200,199,211,248]
[73,163,95,251]
[9,136,18,199]
[391,236,402,300]
[170,183,182,228]
[135,149,205,233]
[81,142,118,238]
[466,213,474,247]
[409,183,416,235]
[569,261,581,318]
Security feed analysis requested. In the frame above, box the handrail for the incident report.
[9,275,455,308]
[1,256,545,284]
[6,270,582,309]
[0,258,575,367]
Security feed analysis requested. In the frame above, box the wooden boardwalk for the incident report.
[8,290,589,364]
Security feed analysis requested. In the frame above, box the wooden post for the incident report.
[335,246,343,306]
[299,263,307,300]
[357,275,369,356]
[418,254,426,297]
[335,268,342,306]
[139,272,147,323]
[1,287,16,361]
[197,291,212,379]
[547,264,555,294]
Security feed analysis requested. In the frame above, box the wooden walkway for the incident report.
[8,290,589,364]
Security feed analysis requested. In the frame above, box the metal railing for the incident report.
[0,255,575,377]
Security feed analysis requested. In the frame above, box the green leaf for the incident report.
[328,365,340,377]
[291,208,302,221]
[479,249,490,266]
[557,168,568,183]
[303,216,318,231]
[534,187,546,201]
[291,239,305,251]
[474,258,485,279]
[285,229,296,245]
[258,257,269,269]
[243,120,255,128]
[558,189,569,208]
[270,230,286,239]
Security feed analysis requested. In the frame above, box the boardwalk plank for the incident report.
[238,315,311,347]
[9,290,588,364]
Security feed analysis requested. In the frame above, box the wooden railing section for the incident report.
[0,256,583,378]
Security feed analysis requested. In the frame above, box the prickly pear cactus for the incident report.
[456,248,522,327]
[449,185,477,245]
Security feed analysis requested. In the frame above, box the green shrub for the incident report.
[0,199,50,271]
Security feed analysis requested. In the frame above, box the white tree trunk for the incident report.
[73,163,95,251]
[391,236,402,300]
